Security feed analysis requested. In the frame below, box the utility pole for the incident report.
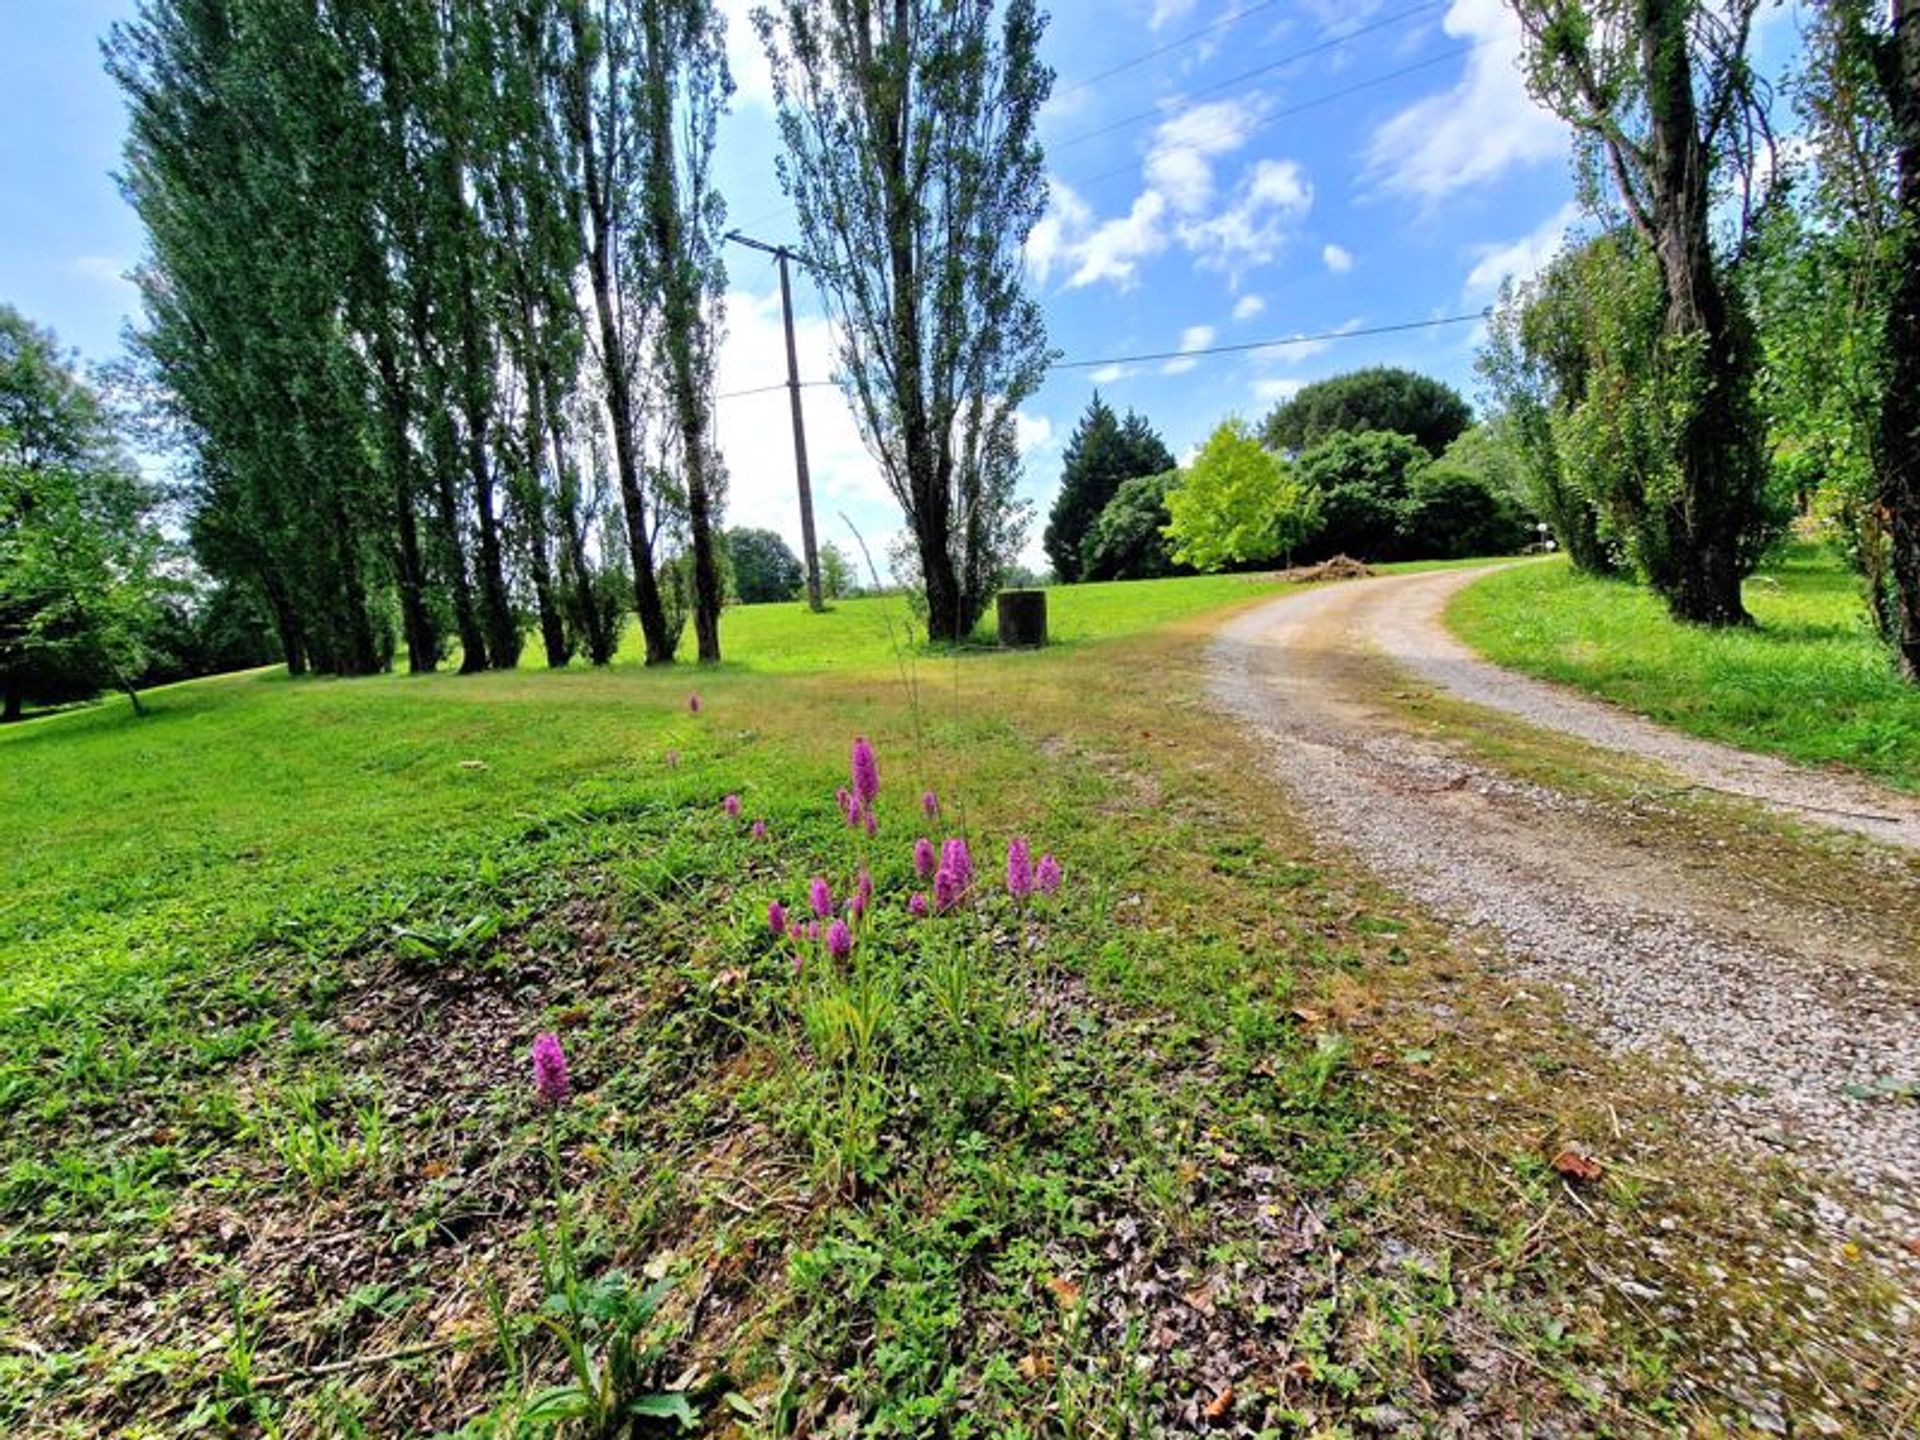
[724,230,823,611]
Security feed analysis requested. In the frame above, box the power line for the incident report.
[1053,0,1287,99]
[1067,38,1497,195]
[1051,312,1486,370]
[715,309,1488,400]
[1053,0,1445,153]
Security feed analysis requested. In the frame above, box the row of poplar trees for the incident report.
[108,0,732,674]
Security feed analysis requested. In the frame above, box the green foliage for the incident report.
[1294,429,1429,561]
[0,306,169,720]
[726,527,804,604]
[1043,395,1176,581]
[1403,466,1532,560]
[1258,367,1471,458]
[1163,419,1319,572]
[818,541,858,599]
[1080,470,1186,582]
[758,0,1053,641]
[1481,230,1786,606]
[1506,0,1777,627]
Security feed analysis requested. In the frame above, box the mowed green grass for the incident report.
[1,571,1298,1014]
[4,559,1913,1435]
[1448,545,1920,790]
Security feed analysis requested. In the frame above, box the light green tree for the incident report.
[1162,419,1319,572]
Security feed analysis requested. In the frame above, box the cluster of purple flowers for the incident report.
[531,736,1072,1112]
[769,735,1069,969]
[532,1031,570,1108]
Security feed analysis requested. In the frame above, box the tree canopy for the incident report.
[1081,470,1185,582]
[1,307,167,721]
[1043,395,1175,582]
[1163,419,1319,572]
[1258,367,1471,458]
[727,527,803,604]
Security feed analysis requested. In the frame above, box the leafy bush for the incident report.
[1080,470,1187,581]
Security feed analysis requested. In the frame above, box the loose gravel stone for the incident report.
[1209,571,1920,1262]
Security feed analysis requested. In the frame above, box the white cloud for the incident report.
[713,287,888,561]
[1162,323,1216,375]
[1252,377,1306,404]
[1032,103,1310,289]
[1015,410,1054,456]
[1251,317,1364,367]
[1463,201,1579,300]
[1150,0,1201,30]
[1232,294,1266,321]
[1026,177,1095,285]
[1176,158,1313,274]
[1321,243,1353,274]
[1364,0,1565,201]
[1068,190,1171,290]
[69,255,136,297]
[1089,363,1133,385]
[1145,98,1265,214]
[715,0,774,108]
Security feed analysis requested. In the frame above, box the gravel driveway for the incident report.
[1210,567,1920,1254]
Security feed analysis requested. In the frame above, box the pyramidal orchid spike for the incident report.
[532,1032,570,1109]
[851,736,881,806]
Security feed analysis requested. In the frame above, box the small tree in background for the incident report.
[1043,394,1175,581]
[727,527,804,603]
[818,542,857,600]
[1081,470,1186,581]
[1,307,168,721]
[1164,420,1319,572]
[1259,367,1471,457]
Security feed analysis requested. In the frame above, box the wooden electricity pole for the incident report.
[725,230,823,610]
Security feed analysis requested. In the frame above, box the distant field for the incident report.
[1447,545,1920,790]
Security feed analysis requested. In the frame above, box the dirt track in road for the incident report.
[1209,567,1920,1250]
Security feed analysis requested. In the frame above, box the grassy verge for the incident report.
[1447,546,1920,790]
[3,573,1913,1435]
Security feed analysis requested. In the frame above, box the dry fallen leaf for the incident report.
[1045,1274,1081,1310]
[1203,1384,1233,1421]
[1017,1351,1054,1381]
[1903,1236,1920,1259]
[1551,1147,1604,1183]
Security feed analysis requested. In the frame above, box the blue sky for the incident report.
[0,0,1805,572]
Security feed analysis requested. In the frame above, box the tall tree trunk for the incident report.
[550,413,612,665]
[641,5,723,663]
[451,226,520,671]
[1638,0,1754,626]
[414,289,489,673]
[329,494,382,674]
[2,678,22,723]
[876,0,961,643]
[563,5,675,664]
[1880,0,1920,679]
[262,572,308,677]
[518,351,572,669]
[374,336,439,673]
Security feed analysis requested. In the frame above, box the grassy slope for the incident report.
[1448,545,1920,790]
[1,573,1299,1013]
[2,568,1911,1435]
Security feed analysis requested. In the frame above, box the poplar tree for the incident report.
[757,0,1054,641]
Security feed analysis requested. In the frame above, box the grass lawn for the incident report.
[2,567,1910,1435]
[1447,545,1920,790]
